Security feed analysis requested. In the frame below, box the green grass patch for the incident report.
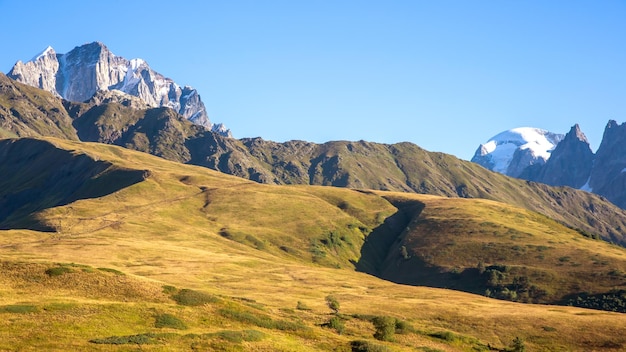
[218,307,306,331]
[154,313,187,330]
[210,330,266,343]
[0,304,39,314]
[97,267,125,275]
[89,333,161,345]
[162,285,178,294]
[172,289,219,306]
[350,340,391,352]
[45,266,72,277]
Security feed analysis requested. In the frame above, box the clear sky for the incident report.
[1,0,624,160]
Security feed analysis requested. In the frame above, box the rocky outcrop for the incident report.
[7,42,230,136]
[588,120,626,208]
[529,124,594,188]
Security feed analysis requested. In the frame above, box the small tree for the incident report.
[325,295,340,314]
[372,316,396,341]
[510,337,526,352]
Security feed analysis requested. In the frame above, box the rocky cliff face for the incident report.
[7,42,230,136]
[475,121,626,210]
[527,124,594,188]
[588,120,626,208]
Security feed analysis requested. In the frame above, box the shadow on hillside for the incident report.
[356,196,486,293]
[355,197,424,276]
[0,139,149,231]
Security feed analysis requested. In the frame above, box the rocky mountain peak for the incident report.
[470,127,564,177]
[7,42,230,136]
[527,124,594,188]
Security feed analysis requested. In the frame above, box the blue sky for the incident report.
[1,1,624,160]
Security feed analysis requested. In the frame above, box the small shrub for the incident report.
[394,319,414,334]
[350,340,390,352]
[429,331,457,342]
[509,337,526,352]
[326,295,340,314]
[372,316,396,341]
[162,285,177,294]
[326,316,345,334]
[172,289,218,306]
[154,313,187,330]
[45,266,72,277]
[296,301,311,311]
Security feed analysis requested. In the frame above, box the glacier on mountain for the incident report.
[471,127,564,177]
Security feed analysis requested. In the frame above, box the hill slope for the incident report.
[0,73,619,245]
[1,137,626,350]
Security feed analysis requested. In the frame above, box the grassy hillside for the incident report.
[364,192,626,306]
[1,137,626,351]
[3,73,626,246]
[0,74,77,140]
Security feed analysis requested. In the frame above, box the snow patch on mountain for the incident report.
[471,127,564,176]
[7,42,231,137]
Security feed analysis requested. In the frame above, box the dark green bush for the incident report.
[372,316,396,341]
[326,295,340,313]
[45,266,72,277]
[172,289,218,306]
[326,316,345,334]
[154,313,187,330]
[350,340,390,352]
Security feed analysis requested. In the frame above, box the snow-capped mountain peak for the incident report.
[471,127,564,177]
[31,46,55,62]
[7,42,230,137]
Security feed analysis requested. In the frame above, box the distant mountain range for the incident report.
[472,122,626,208]
[7,42,230,136]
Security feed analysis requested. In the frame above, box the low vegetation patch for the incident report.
[0,304,39,314]
[89,333,161,345]
[209,329,266,343]
[171,289,219,306]
[353,314,416,341]
[564,290,626,313]
[350,340,390,352]
[97,267,124,275]
[154,313,187,330]
[323,315,345,334]
[218,307,306,331]
[45,266,72,277]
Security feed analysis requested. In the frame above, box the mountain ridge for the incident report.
[7,42,230,136]
[475,122,626,209]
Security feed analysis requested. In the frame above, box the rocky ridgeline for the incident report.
[474,121,626,209]
[8,42,230,136]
